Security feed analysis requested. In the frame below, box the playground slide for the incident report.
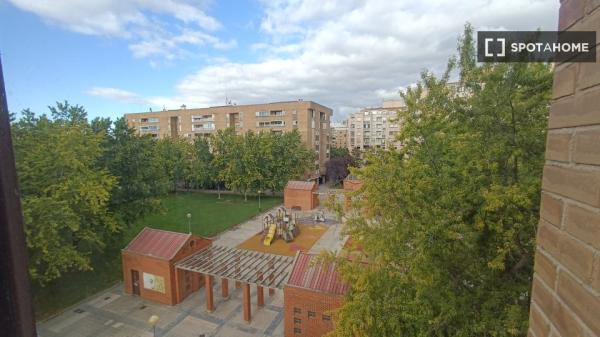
[263,224,277,246]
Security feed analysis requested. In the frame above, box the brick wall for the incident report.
[284,188,319,210]
[527,1,600,336]
[283,286,343,337]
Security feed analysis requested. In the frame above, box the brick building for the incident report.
[331,125,348,149]
[284,180,319,210]
[124,100,332,179]
[345,99,405,150]
[122,228,211,305]
[527,1,600,336]
[284,252,349,337]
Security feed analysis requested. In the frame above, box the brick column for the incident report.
[205,274,214,312]
[257,286,264,307]
[527,1,600,336]
[221,278,229,298]
[243,283,251,322]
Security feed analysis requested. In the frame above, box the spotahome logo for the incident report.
[477,31,596,62]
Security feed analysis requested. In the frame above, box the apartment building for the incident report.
[345,100,405,150]
[330,125,348,149]
[124,100,333,179]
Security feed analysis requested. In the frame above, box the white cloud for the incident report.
[87,0,559,121]
[87,87,151,105]
[8,0,230,60]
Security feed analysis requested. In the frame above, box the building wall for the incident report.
[122,236,211,305]
[124,101,332,177]
[122,252,175,305]
[283,286,343,337]
[331,126,348,149]
[284,188,318,210]
[345,106,403,150]
[527,1,600,336]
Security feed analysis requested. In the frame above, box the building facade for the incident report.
[124,100,333,178]
[122,228,212,305]
[330,125,348,149]
[284,252,349,337]
[527,1,600,336]
[345,100,405,150]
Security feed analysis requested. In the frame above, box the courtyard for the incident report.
[37,188,348,337]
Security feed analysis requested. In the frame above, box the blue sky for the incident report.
[0,0,559,122]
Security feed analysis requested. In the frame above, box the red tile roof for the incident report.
[286,252,350,295]
[124,227,191,260]
[285,180,317,191]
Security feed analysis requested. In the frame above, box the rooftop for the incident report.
[286,252,350,296]
[285,180,317,191]
[123,227,191,260]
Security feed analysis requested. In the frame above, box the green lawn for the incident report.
[34,192,282,319]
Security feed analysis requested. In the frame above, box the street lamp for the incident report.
[148,315,160,337]
[258,190,262,212]
[186,213,192,233]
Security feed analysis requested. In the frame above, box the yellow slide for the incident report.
[263,224,276,246]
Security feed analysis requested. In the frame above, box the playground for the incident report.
[237,223,328,256]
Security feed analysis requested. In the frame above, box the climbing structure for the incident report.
[261,207,300,246]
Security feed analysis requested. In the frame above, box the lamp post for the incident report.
[186,213,191,234]
[148,315,160,337]
[258,190,262,212]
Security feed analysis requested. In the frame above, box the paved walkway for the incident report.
[38,192,347,337]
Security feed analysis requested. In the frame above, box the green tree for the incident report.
[12,104,118,285]
[330,146,350,159]
[331,24,552,337]
[187,136,216,189]
[103,118,170,223]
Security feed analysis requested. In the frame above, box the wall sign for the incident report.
[143,272,166,294]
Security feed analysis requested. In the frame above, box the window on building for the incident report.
[294,318,302,324]
[258,120,285,127]
[140,125,159,132]
[322,314,331,321]
[141,118,148,122]
[256,111,269,117]
[308,311,316,318]
[294,307,302,314]
[294,328,302,335]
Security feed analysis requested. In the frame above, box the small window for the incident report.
[294,318,301,324]
[294,328,302,335]
[322,314,331,321]
[294,307,301,314]
[308,311,316,318]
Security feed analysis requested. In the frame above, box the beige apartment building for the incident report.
[331,125,348,149]
[124,100,333,179]
[345,100,405,150]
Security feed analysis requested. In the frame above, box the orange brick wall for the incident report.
[284,188,319,210]
[283,286,343,337]
[527,1,600,336]
[122,253,175,305]
[122,236,211,305]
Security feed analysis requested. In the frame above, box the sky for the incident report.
[0,0,559,122]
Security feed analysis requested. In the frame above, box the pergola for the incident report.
[175,245,295,322]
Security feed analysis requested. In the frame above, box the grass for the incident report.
[33,192,282,319]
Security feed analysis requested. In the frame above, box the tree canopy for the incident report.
[331,24,552,337]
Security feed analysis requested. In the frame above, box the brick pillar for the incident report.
[527,1,600,336]
[221,278,229,298]
[243,283,251,322]
[257,286,264,307]
[205,274,214,312]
